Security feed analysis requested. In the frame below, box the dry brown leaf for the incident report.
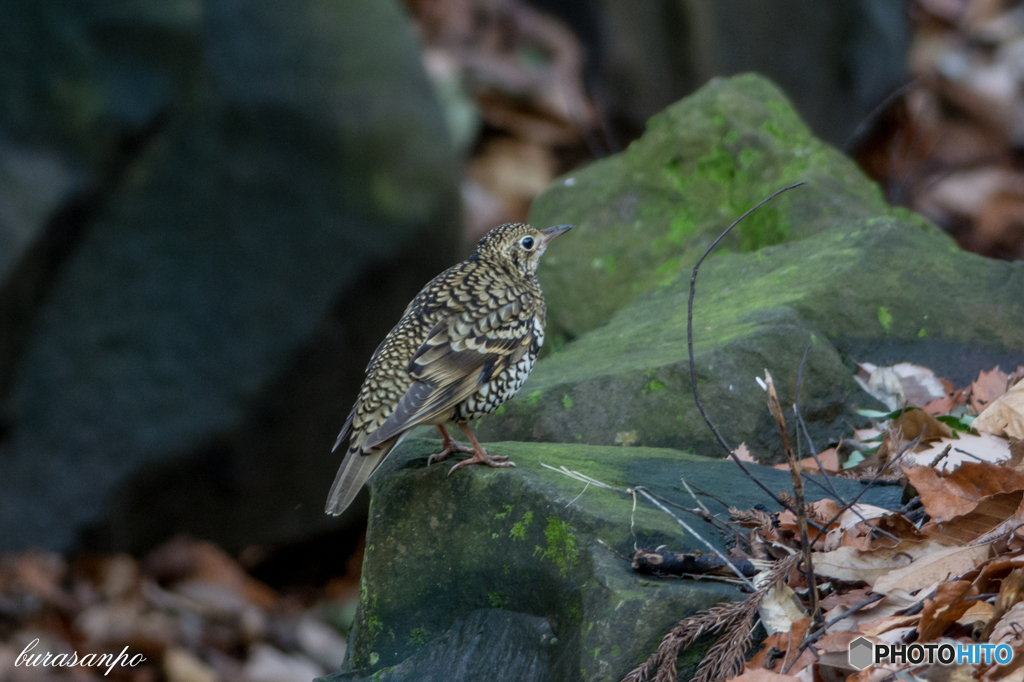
[924,395,957,414]
[872,543,992,594]
[975,378,1024,440]
[746,618,814,676]
[807,498,843,527]
[957,600,994,625]
[730,668,801,682]
[923,490,1023,544]
[859,613,921,637]
[917,580,980,641]
[773,449,840,474]
[813,540,946,585]
[734,442,756,463]
[987,601,1024,679]
[990,599,1024,647]
[143,536,277,608]
[820,588,875,612]
[904,461,1024,521]
[972,367,1010,412]
[825,505,924,552]
[823,591,920,633]
[893,408,954,442]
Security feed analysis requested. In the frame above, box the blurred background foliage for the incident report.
[1,0,1023,680]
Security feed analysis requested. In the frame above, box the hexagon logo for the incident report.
[849,637,874,670]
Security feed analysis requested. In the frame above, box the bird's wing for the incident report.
[361,299,535,449]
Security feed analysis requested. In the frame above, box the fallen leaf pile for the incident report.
[856,0,1024,260]
[400,0,604,240]
[0,536,358,682]
[627,364,1024,682]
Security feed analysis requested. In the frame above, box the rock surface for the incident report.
[481,74,1024,461]
[481,218,1024,459]
[337,74,1024,682]
[0,0,460,552]
[532,74,901,341]
[329,439,900,682]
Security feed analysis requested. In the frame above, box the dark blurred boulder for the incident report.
[0,0,461,552]
[533,0,908,147]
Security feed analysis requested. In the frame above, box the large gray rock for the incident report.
[0,0,461,552]
[330,439,901,682]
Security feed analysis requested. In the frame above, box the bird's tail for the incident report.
[324,434,403,516]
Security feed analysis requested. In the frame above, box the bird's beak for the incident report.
[540,224,573,244]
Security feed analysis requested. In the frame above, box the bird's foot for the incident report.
[446,449,515,476]
[427,441,475,465]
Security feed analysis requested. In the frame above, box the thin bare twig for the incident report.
[639,484,751,546]
[688,182,807,515]
[810,431,924,547]
[765,371,822,630]
[794,344,848,505]
[635,486,757,591]
[783,593,886,673]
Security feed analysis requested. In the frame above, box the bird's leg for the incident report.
[427,424,475,465]
[446,423,515,476]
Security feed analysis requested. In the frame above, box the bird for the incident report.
[324,222,573,516]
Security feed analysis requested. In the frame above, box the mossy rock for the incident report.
[483,219,1024,460]
[532,73,906,342]
[334,438,900,682]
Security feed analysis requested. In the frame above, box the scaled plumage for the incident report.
[325,222,572,515]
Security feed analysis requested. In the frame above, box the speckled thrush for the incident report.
[325,222,572,516]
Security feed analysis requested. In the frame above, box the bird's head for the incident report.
[473,222,573,277]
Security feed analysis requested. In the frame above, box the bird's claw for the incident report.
[446,452,516,476]
[427,441,475,466]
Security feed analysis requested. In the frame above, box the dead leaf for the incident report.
[957,599,994,625]
[758,582,808,635]
[905,432,1013,470]
[990,599,1024,647]
[813,540,945,585]
[823,591,920,633]
[872,543,992,594]
[917,580,980,641]
[974,378,1024,440]
[734,442,756,463]
[923,490,1023,544]
[972,367,1010,413]
[893,408,954,443]
[746,618,814,676]
[859,613,920,637]
[774,449,840,474]
[825,505,924,552]
[891,363,950,408]
[904,461,1024,520]
[855,364,907,411]
[730,668,801,682]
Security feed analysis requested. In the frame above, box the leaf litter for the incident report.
[617,362,1024,682]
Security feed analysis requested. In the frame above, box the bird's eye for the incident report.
[520,236,535,250]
